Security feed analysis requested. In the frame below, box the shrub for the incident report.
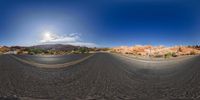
[154,55,163,58]
[190,51,196,55]
[71,50,80,54]
[171,52,177,57]
[78,47,89,54]
[27,50,34,55]
[27,48,45,55]
[164,52,172,58]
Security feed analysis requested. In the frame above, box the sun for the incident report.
[43,31,53,42]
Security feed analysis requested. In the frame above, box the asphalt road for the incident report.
[0,53,200,100]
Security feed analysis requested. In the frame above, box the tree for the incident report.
[79,47,89,53]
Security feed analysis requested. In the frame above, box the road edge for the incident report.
[110,53,198,64]
[10,54,95,69]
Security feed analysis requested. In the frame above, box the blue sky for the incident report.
[0,0,199,47]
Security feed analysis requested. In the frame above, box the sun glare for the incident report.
[43,32,53,42]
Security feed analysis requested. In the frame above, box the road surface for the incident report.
[0,53,200,100]
[14,54,91,64]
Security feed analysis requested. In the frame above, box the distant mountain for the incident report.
[1,44,87,52]
[30,44,81,51]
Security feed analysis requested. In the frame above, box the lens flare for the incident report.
[43,32,53,42]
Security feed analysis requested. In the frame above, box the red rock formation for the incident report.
[111,45,200,57]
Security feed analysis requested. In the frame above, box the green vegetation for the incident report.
[18,47,91,55]
[27,48,46,55]
[163,52,179,58]
[79,47,89,53]
[71,47,89,54]
[164,52,172,58]
[171,52,177,57]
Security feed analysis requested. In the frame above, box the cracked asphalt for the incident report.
[0,53,200,100]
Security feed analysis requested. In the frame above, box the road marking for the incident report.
[10,54,94,69]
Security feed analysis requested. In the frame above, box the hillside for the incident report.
[111,45,200,58]
[0,44,89,55]
[31,44,80,51]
